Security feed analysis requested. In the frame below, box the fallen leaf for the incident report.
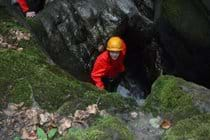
[29,130,36,137]
[21,128,37,140]
[17,47,23,52]
[3,109,16,116]
[8,103,19,111]
[23,36,30,40]
[26,108,39,125]
[160,119,171,129]
[16,102,24,108]
[17,37,21,41]
[74,110,89,120]
[23,33,31,40]
[58,118,72,135]
[0,37,3,43]
[39,112,51,125]
[99,110,109,117]
[86,104,98,114]
[130,111,138,119]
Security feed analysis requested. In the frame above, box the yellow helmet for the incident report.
[107,36,123,51]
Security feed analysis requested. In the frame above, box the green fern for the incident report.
[37,127,57,140]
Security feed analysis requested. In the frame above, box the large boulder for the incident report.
[156,0,210,87]
[202,0,210,12]
[144,75,210,139]
[144,75,210,121]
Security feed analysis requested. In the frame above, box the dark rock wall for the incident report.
[36,0,144,80]
[156,0,210,88]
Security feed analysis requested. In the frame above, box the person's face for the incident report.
[109,51,120,60]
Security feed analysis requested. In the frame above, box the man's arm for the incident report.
[17,0,29,13]
[17,0,36,17]
[91,57,107,89]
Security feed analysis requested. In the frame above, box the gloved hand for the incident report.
[98,44,105,52]
[26,11,36,17]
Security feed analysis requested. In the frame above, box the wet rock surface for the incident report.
[120,111,165,140]
[156,0,210,88]
[132,113,164,140]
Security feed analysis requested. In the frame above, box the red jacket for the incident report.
[91,40,126,89]
[17,0,29,13]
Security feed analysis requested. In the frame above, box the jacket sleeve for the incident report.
[17,0,29,13]
[91,57,107,89]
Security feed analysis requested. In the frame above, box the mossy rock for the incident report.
[61,116,134,140]
[163,114,210,140]
[144,75,210,121]
[0,7,137,113]
[57,91,137,115]
[0,15,92,110]
[161,0,210,47]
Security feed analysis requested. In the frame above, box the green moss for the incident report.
[57,91,137,115]
[161,0,210,46]
[0,8,85,111]
[163,114,210,140]
[82,91,136,112]
[62,116,134,140]
[144,75,200,121]
[8,79,33,106]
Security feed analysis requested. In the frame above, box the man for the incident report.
[91,36,126,92]
[17,0,45,17]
